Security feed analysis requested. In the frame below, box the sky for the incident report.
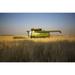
[0,13,75,35]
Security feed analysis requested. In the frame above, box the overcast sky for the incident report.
[0,13,75,35]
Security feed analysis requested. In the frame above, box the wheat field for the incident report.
[0,35,75,42]
[0,35,75,62]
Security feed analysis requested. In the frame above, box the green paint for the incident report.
[27,28,61,38]
[31,31,49,37]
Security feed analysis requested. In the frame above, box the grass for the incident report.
[0,35,75,62]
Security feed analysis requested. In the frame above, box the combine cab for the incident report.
[27,28,62,38]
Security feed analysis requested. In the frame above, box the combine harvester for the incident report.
[27,28,62,38]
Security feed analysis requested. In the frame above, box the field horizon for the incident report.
[0,35,75,42]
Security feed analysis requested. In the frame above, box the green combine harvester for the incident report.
[27,28,62,38]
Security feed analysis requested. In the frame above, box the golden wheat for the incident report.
[0,35,75,42]
[0,35,75,62]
